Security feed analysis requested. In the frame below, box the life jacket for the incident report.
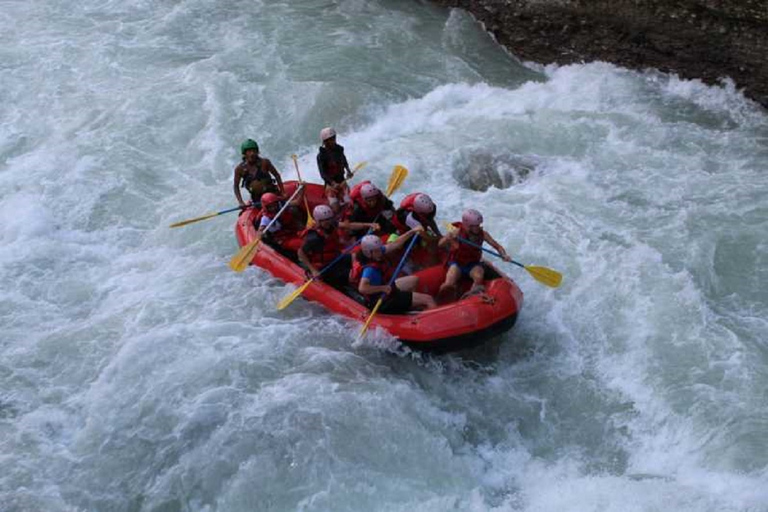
[448,221,484,266]
[301,226,341,267]
[239,157,276,198]
[317,144,347,184]
[349,255,394,290]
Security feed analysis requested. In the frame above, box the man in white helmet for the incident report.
[350,231,436,313]
[438,208,511,299]
[316,127,353,213]
[298,204,379,289]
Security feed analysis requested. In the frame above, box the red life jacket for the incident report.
[449,222,484,266]
[301,226,341,267]
[349,256,394,290]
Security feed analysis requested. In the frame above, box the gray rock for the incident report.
[453,149,536,191]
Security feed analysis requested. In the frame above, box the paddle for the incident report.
[277,240,362,310]
[386,165,408,197]
[291,154,315,228]
[276,165,408,311]
[358,234,420,339]
[228,184,305,272]
[351,161,367,175]
[169,205,247,228]
[445,225,562,288]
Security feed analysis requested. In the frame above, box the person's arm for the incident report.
[386,226,423,252]
[316,151,331,185]
[264,159,284,194]
[233,165,246,207]
[298,233,322,277]
[342,149,352,179]
[438,228,457,250]
[484,231,511,261]
[358,277,391,296]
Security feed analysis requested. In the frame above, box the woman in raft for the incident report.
[351,230,437,313]
[438,208,511,298]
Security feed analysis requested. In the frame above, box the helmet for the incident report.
[261,193,280,209]
[360,183,380,200]
[462,208,483,227]
[413,194,434,215]
[313,204,335,222]
[320,127,337,141]
[240,138,259,154]
[361,234,384,258]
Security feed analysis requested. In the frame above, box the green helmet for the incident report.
[240,139,259,154]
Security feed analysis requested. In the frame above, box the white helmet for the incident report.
[413,193,434,215]
[320,127,336,141]
[361,234,384,258]
[313,204,335,222]
[462,208,483,227]
[360,183,380,200]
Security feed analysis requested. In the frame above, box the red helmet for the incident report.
[462,209,483,227]
[413,194,434,215]
[261,193,280,209]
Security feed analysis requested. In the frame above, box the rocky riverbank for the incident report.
[432,0,768,109]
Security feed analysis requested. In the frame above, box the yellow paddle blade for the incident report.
[525,265,562,288]
[352,161,367,174]
[169,212,218,228]
[229,238,261,272]
[386,165,408,196]
[358,298,383,338]
[277,279,313,310]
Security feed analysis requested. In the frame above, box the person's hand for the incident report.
[446,229,457,239]
[501,251,512,262]
[370,223,381,232]
[381,285,392,295]
[412,226,425,236]
[311,268,322,278]
[345,171,353,180]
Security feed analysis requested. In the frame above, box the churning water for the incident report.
[1,1,767,510]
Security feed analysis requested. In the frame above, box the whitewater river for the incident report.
[2,1,767,510]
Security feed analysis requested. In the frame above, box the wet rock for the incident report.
[431,0,768,109]
[453,149,536,191]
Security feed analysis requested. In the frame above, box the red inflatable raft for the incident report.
[234,181,524,351]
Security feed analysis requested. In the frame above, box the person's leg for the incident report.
[411,291,436,310]
[439,264,461,293]
[394,275,418,292]
[468,263,485,292]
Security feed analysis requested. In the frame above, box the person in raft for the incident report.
[298,205,379,289]
[316,127,352,213]
[438,209,511,297]
[346,181,397,237]
[233,139,285,207]
[352,232,437,313]
[393,192,441,238]
[253,192,304,255]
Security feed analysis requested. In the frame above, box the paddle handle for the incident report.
[386,234,419,288]
[219,205,248,215]
[454,235,524,269]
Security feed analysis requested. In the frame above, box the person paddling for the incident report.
[316,127,352,213]
[233,139,285,207]
[347,181,397,237]
[253,192,304,255]
[352,232,437,313]
[393,193,441,238]
[298,205,378,289]
[438,209,511,298]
